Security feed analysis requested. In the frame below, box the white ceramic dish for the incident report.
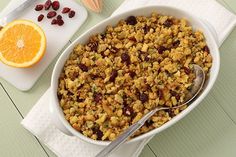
[50,5,220,146]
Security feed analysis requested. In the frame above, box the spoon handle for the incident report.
[95,107,166,157]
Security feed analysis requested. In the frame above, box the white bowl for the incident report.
[50,5,220,146]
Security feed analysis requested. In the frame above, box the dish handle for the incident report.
[201,19,219,47]
[49,98,73,136]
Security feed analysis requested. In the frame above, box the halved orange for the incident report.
[0,19,46,68]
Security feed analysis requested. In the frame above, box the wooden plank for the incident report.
[0,0,9,11]
[0,84,49,157]
[139,145,157,157]
[211,28,236,123]
[223,0,236,13]
[148,94,236,157]
[217,0,234,12]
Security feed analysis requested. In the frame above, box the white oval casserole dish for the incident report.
[50,5,220,146]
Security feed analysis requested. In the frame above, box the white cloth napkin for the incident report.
[22,0,236,157]
[22,89,151,157]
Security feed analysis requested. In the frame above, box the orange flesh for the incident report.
[0,24,42,63]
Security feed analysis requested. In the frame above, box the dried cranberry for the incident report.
[87,42,98,52]
[77,97,84,102]
[173,40,180,48]
[97,130,104,140]
[146,84,151,91]
[123,106,133,116]
[37,14,44,22]
[163,19,173,27]
[158,89,163,99]
[94,93,103,103]
[62,7,71,14]
[175,94,180,101]
[78,63,88,72]
[110,47,118,53]
[109,70,118,82]
[170,90,177,96]
[168,109,176,117]
[176,86,180,90]
[157,46,167,54]
[145,119,154,127]
[144,56,150,61]
[139,93,148,103]
[129,71,136,78]
[52,1,60,10]
[51,19,58,25]
[121,53,130,63]
[69,10,75,18]
[78,84,84,90]
[44,0,51,10]
[183,67,191,75]
[47,11,57,18]
[100,51,106,58]
[129,37,136,42]
[123,100,128,108]
[203,45,210,53]
[126,16,137,25]
[35,4,44,11]
[57,15,62,20]
[143,25,150,34]
[57,19,64,26]
[100,34,106,40]
[93,128,103,140]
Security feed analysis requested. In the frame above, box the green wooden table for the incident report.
[1,0,236,157]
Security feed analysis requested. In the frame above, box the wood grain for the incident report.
[0,0,9,11]
[211,28,236,123]
[0,85,49,157]
[148,94,236,157]
[139,145,157,157]
[223,0,236,13]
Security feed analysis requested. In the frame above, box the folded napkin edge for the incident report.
[21,115,154,157]
[21,121,61,157]
[219,18,236,45]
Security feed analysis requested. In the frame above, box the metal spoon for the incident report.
[96,64,205,157]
